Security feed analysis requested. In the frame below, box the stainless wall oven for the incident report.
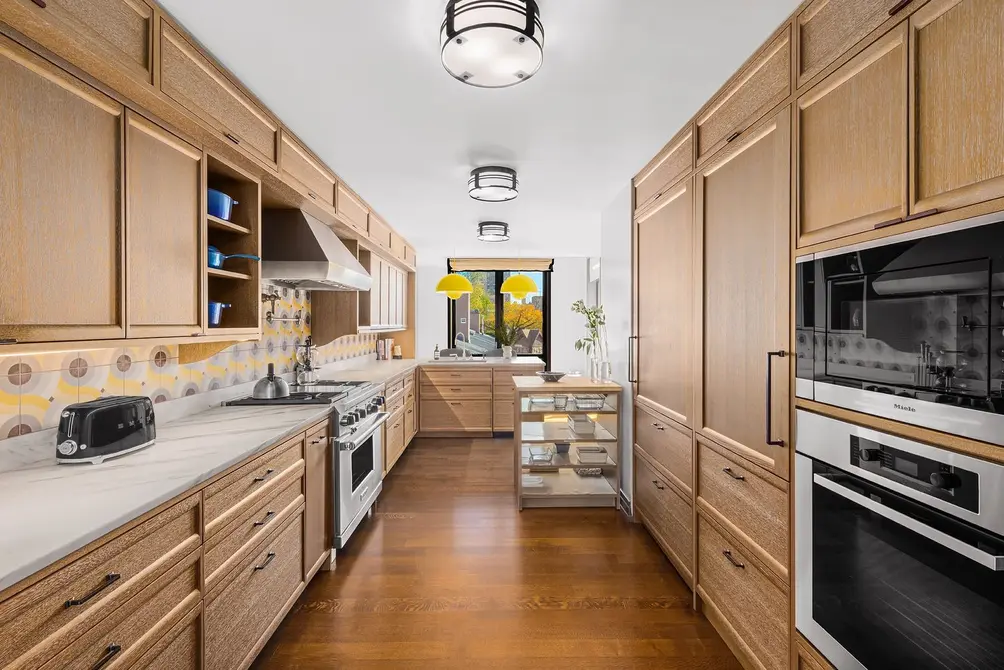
[796,215,1004,445]
[796,410,1004,670]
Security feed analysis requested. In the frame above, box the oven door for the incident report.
[796,453,1004,670]
[335,413,387,548]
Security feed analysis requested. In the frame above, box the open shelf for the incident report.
[520,470,617,497]
[208,214,252,235]
[521,445,617,469]
[519,421,617,443]
[521,396,617,416]
[207,267,252,280]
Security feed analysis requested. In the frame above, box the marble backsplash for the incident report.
[0,286,376,440]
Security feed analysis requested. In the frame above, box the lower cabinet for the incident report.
[385,409,406,473]
[405,399,417,444]
[133,601,203,669]
[797,632,834,670]
[634,448,693,587]
[205,512,305,670]
[420,397,492,433]
[303,422,331,579]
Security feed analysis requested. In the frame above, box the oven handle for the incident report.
[336,413,388,452]
[814,473,1004,571]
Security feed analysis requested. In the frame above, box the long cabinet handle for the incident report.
[252,510,275,527]
[873,216,904,230]
[722,467,745,481]
[652,479,665,490]
[65,573,120,608]
[765,350,786,447]
[225,132,240,145]
[253,468,275,483]
[722,550,745,569]
[652,422,665,432]
[30,0,46,7]
[91,644,122,670]
[254,552,276,571]
[628,336,639,383]
[902,208,939,222]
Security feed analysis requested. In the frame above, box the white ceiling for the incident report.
[159,0,799,257]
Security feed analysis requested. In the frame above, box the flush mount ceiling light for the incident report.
[469,167,519,202]
[477,221,510,242]
[441,0,544,88]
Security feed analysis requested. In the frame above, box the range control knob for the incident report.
[340,415,355,427]
[375,396,385,406]
[859,449,881,462]
[355,409,368,420]
[930,471,961,490]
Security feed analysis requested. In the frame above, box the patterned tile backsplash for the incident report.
[0,285,376,440]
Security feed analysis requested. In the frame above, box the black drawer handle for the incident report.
[652,422,665,432]
[902,207,939,222]
[765,350,786,447]
[308,192,317,200]
[65,573,120,608]
[0,338,17,345]
[31,0,46,7]
[252,510,275,527]
[652,479,665,491]
[873,216,904,230]
[726,130,742,143]
[722,467,746,481]
[254,551,277,571]
[91,644,121,670]
[253,468,275,483]
[310,437,324,444]
[225,132,240,145]
[889,0,912,16]
[723,550,745,569]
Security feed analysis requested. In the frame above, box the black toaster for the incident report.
[56,396,156,464]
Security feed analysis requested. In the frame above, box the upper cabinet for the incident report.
[910,0,1004,214]
[125,112,204,338]
[696,27,791,165]
[0,35,125,344]
[280,132,335,208]
[368,212,392,253]
[160,21,278,169]
[335,182,368,235]
[634,127,693,213]
[796,24,908,247]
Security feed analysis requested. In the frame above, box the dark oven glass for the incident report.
[350,436,375,492]
[810,460,1004,669]
[814,221,1004,415]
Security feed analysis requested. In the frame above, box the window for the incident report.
[447,266,551,368]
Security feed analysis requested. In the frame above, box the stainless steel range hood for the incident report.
[261,209,372,291]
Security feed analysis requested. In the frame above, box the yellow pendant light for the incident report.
[435,273,474,300]
[500,273,538,300]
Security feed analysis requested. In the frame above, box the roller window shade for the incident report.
[448,258,554,272]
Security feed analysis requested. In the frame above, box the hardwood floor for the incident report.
[252,438,741,669]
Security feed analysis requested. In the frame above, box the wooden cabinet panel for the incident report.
[796,633,835,670]
[420,399,492,432]
[368,254,383,327]
[698,108,790,480]
[405,400,417,443]
[336,182,368,233]
[797,0,908,87]
[696,28,791,164]
[385,410,406,473]
[368,212,391,251]
[0,494,199,668]
[635,450,693,587]
[697,514,788,670]
[40,550,200,670]
[797,24,908,247]
[391,232,406,260]
[634,127,693,211]
[911,0,1004,213]
[0,0,155,84]
[635,179,693,426]
[206,513,304,670]
[380,261,391,327]
[492,399,514,432]
[280,133,335,206]
[160,22,278,167]
[0,36,125,343]
[421,383,492,401]
[422,368,493,386]
[303,423,330,578]
[635,404,693,495]
[697,438,788,580]
[131,602,202,670]
[126,111,203,337]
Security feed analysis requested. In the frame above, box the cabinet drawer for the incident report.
[386,392,405,415]
[0,494,200,668]
[492,368,542,389]
[335,182,368,233]
[696,28,791,164]
[697,439,788,579]
[422,368,493,385]
[386,410,406,472]
[420,383,492,400]
[206,513,304,670]
[204,475,304,591]
[635,404,693,495]
[697,515,788,670]
[131,601,201,670]
[203,435,304,537]
[160,22,277,167]
[420,399,492,432]
[386,375,406,398]
[405,377,416,404]
[493,400,515,432]
[41,549,201,670]
[634,128,693,210]
[280,133,334,206]
[635,450,693,586]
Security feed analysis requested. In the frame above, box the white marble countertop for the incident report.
[0,403,331,592]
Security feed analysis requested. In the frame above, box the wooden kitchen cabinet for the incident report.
[633,126,693,213]
[132,602,202,670]
[385,409,406,473]
[796,23,908,247]
[910,0,1004,214]
[634,178,694,426]
[126,111,204,338]
[0,35,125,344]
[281,132,335,207]
[160,21,278,169]
[697,107,790,480]
[303,422,331,579]
[368,211,392,252]
[336,182,368,234]
[634,448,693,588]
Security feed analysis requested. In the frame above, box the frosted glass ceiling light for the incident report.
[441,0,544,88]
[469,167,518,202]
[477,221,510,242]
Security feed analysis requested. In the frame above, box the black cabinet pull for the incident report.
[224,132,240,145]
[252,510,275,527]
[726,130,742,143]
[91,644,121,670]
[765,350,786,447]
[902,208,939,222]
[253,468,275,483]
[889,0,912,16]
[308,192,317,200]
[31,0,46,7]
[65,573,120,608]
[722,550,745,569]
[873,216,904,230]
[254,551,276,571]
[722,467,746,481]
[0,338,17,345]
[628,335,638,383]
[310,437,324,444]
[652,422,665,432]
[652,479,665,490]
